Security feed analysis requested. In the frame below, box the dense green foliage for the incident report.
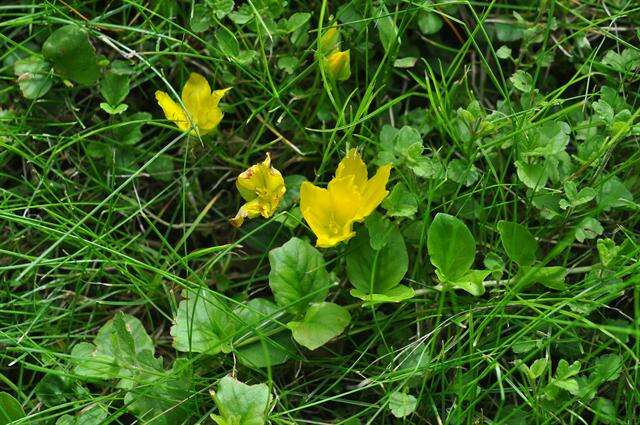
[1,0,639,423]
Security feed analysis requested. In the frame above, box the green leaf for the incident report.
[190,4,212,33]
[529,358,548,379]
[99,102,128,115]
[496,45,512,59]
[483,252,505,280]
[125,358,194,425]
[393,57,417,68]
[556,359,581,379]
[427,213,476,281]
[268,237,331,315]
[350,285,415,305]
[284,12,311,33]
[382,183,418,217]
[365,213,394,250]
[276,55,299,74]
[520,266,567,290]
[596,176,633,211]
[346,225,408,295]
[497,221,538,267]
[170,289,236,355]
[596,238,619,267]
[216,28,240,58]
[593,354,622,383]
[515,160,548,189]
[560,181,596,209]
[593,398,617,425]
[211,0,234,19]
[147,154,174,182]
[375,4,400,53]
[287,302,350,350]
[417,12,442,35]
[100,70,130,106]
[55,404,108,425]
[211,376,271,425]
[447,159,479,187]
[388,391,417,418]
[233,298,292,368]
[510,70,533,92]
[113,112,151,145]
[42,25,100,85]
[438,269,489,296]
[0,392,25,425]
[36,373,75,407]
[525,121,571,157]
[13,56,52,99]
[574,217,604,243]
[70,312,163,387]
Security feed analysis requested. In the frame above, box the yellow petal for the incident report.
[324,50,350,81]
[335,148,367,191]
[155,90,190,132]
[318,26,340,54]
[230,199,263,228]
[181,72,211,117]
[300,179,360,248]
[180,73,229,135]
[355,164,392,221]
[231,154,286,227]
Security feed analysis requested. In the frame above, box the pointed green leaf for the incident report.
[497,221,538,267]
[427,213,475,281]
[0,392,25,425]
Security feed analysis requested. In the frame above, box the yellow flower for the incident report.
[323,49,351,81]
[230,153,286,228]
[155,72,230,136]
[300,149,391,248]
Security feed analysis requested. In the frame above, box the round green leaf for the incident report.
[346,225,408,294]
[287,302,351,350]
[42,24,100,85]
[427,213,475,281]
[268,237,331,314]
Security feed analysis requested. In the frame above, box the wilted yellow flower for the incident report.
[300,149,391,248]
[230,153,286,228]
[323,50,351,81]
[155,72,230,136]
[318,26,340,55]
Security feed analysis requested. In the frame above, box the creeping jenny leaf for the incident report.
[70,312,163,387]
[427,213,476,281]
[287,302,351,350]
[13,56,52,99]
[211,375,271,425]
[170,289,236,355]
[268,237,331,315]
[388,391,417,418]
[42,25,100,85]
[346,225,408,295]
[497,221,538,267]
